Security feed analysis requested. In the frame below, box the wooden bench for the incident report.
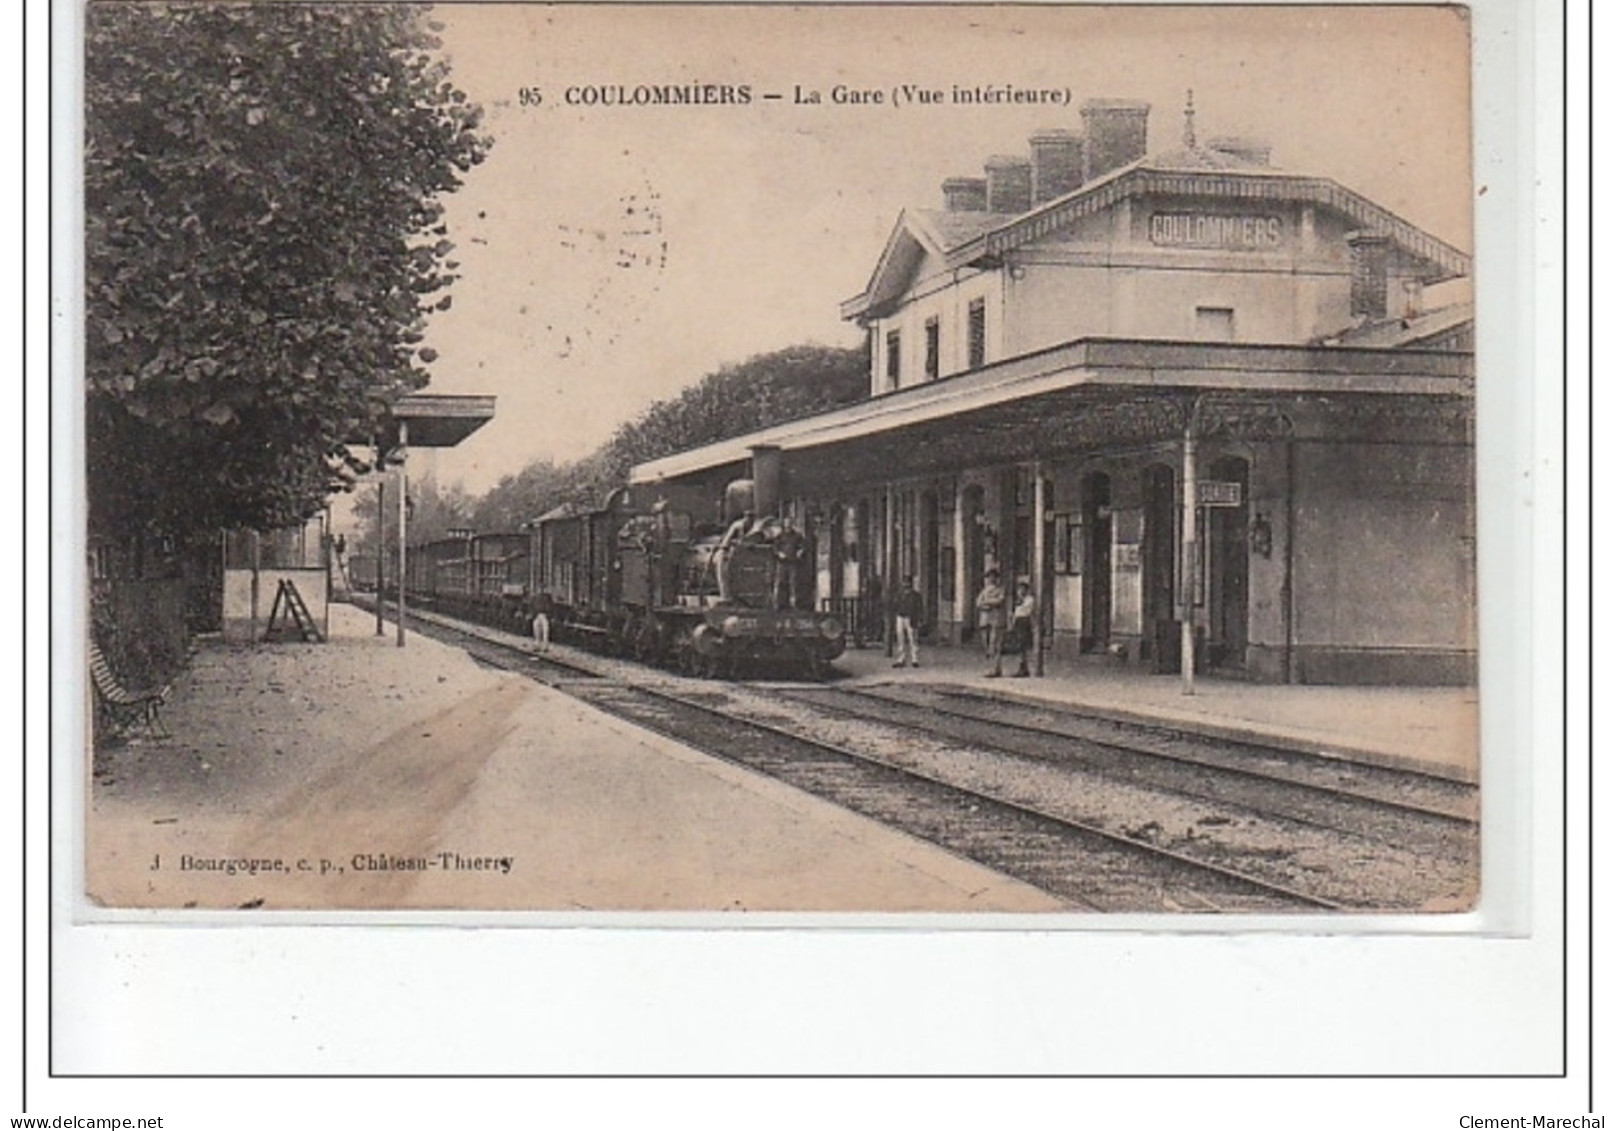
[88,640,170,739]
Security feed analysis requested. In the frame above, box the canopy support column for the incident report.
[1180,420,1198,696]
[1031,462,1047,677]
[883,485,896,657]
[953,477,968,643]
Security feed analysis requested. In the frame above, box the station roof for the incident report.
[367,393,497,452]
[1330,301,1476,350]
[532,502,585,524]
[629,337,1474,489]
[950,161,1472,280]
[844,156,1473,321]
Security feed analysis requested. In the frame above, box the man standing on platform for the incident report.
[892,575,923,668]
[977,569,1007,677]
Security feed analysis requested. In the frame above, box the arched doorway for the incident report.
[1204,455,1251,671]
[1142,464,1178,671]
[1081,471,1112,652]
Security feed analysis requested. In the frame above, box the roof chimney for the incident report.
[1206,135,1272,166]
[942,176,988,212]
[1080,98,1151,181]
[1348,232,1391,321]
[1029,128,1084,203]
[984,154,1033,214]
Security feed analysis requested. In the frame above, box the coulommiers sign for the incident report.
[1150,212,1284,249]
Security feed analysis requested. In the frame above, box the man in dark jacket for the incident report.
[893,575,923,668]
[771,516,805,610]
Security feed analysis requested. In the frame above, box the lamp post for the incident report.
[374,438,386,636]
[396,420,409,647]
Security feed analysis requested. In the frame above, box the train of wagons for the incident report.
[380,477,846,678]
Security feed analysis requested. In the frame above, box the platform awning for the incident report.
[629,337,1474,491]
[365,393,497,452]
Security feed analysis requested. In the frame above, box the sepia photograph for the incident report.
[78,3,1481,917]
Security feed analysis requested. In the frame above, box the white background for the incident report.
[19,0,1593,1126]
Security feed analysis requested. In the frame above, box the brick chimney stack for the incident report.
[942,176,989,212]
[984,155,1034,213]
[1029,129,1085,204]
[1348,232,1391,321]
[1080,98,1151,181]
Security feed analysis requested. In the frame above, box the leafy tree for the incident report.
[469,458,574,534]
[85,3,489,541]
[348,470,475,558]
[598,343,867,487]
[442,343,869,534]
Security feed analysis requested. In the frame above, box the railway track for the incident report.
[385,604,1475,912]
[772,684,1477,840]
[391,609,1338,912]
[563,679,1338,912]
[750,684,1478,910]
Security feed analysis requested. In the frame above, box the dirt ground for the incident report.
[83,607,1061,913]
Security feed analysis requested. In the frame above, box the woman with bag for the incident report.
[1009,579,1035,678]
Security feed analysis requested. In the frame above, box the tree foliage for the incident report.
[85,3,489,539]
[347,470,476,558]
[596,344,868,487]
[468,458,575,535]
[453,343,868,536]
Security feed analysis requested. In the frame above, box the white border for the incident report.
[26,0,1587,1119]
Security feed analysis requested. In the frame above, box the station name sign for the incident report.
[1150,212,1284,250]
[1196,481,1243,507]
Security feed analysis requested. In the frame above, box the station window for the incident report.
[967,299,987,370]
[923,317,940,382]
[1195,306,1236,341]
[885,329,901,390]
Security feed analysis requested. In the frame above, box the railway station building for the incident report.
[631,99,1476,685]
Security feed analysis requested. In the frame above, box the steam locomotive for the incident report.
[394,477,846,678]
[532,478,845,677]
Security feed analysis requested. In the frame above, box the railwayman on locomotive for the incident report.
[771,516,805,610]
[716,507,762,603]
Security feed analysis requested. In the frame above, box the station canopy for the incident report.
[362,393,496,453]
[628,338,1473,494]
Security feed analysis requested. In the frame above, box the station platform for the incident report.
[357,597,1478,784]
[84,601,1062,913]
[831,637,1479,783]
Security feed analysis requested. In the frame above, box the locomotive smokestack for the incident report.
[749,444,783,517]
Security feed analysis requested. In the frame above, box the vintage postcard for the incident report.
[79,3,1481,918]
